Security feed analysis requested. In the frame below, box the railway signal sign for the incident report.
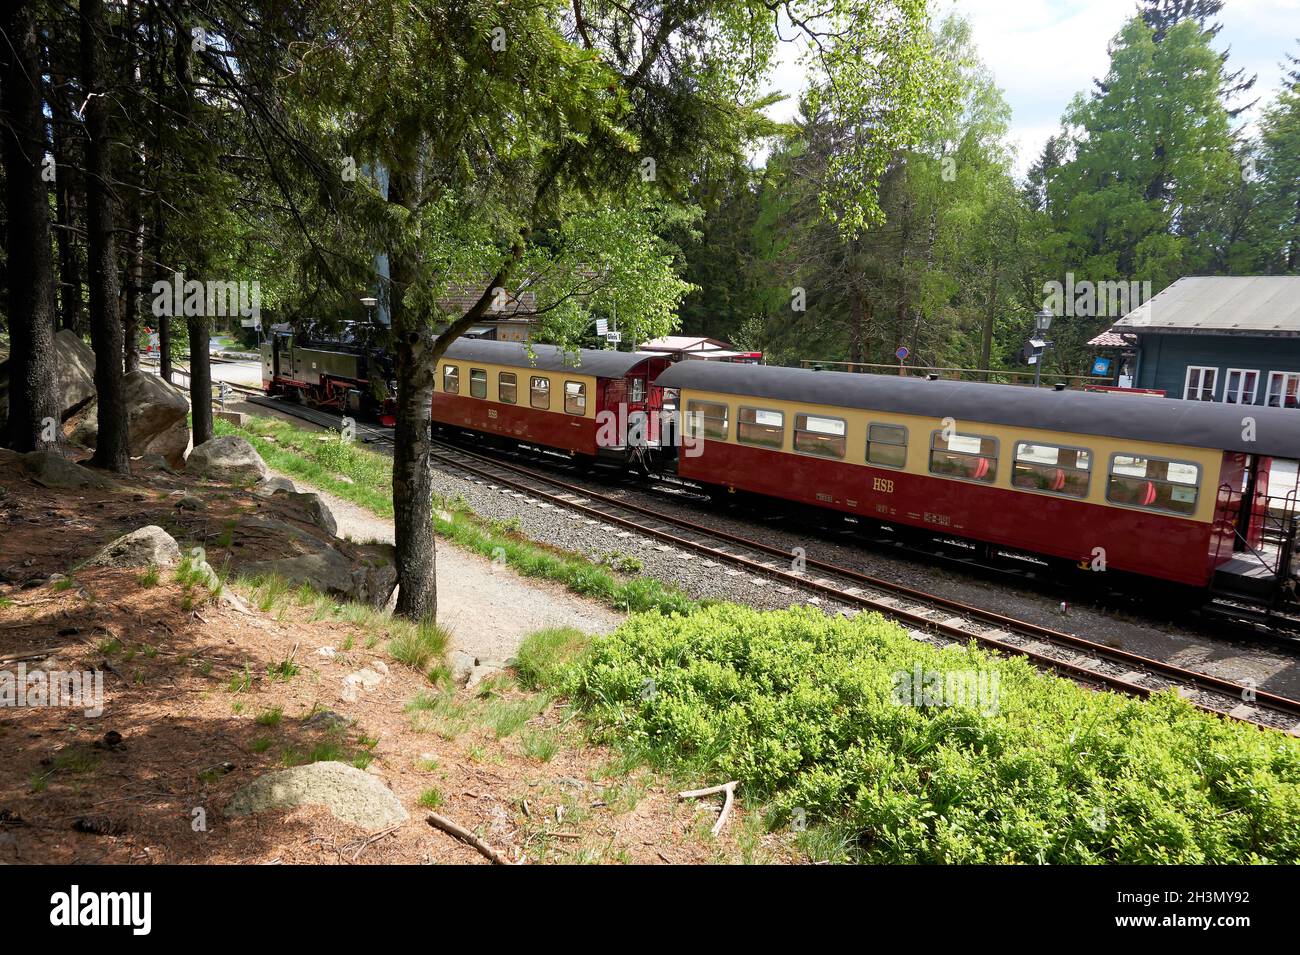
[605,331,622,345]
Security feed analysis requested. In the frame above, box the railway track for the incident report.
[220,384,1300,733]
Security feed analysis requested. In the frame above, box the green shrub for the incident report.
[513,627,590,690]
[567,604,1300,864]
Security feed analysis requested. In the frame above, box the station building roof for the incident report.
[1112,276,1300,337]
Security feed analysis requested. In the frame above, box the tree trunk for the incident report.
[82,0,130,473]
[979,248,999,381]
[186,315,212,441]
[2,1,61,452]
[175,29,212,444]
[48,65,84,335]
[148,0,170,382]
[122,198,145,373]
[388,170,438,621]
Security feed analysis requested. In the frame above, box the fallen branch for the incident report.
[426,812,516,865]
[340,824,401,862]
[678,781,740,837]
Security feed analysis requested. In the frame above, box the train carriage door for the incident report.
[1226,453,1271,551]
[1248,456,1273,549]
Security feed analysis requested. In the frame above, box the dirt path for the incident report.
[270,468,625,663]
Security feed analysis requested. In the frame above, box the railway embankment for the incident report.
[204,411,1300,863]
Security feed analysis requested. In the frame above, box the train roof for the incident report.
[443,339,662,379]
[655,361,1300,459]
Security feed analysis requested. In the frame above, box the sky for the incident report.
[765,0,1300,178]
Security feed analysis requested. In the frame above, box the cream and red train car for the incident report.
[655,361,1300,601]
[430,339,673,462]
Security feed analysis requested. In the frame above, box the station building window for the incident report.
[1267,371,1300,409]
[498,372,517,404]
[1107,454,1200,515]
[929,431,998,483]
[1183,366,1217,401]
[1224,369,1260,405]
[442,364,459,395]
[564,380,587,415]
[867,423,908,469]
[737,407,785,449]
[530,376,550,410]
[1012,442,1091,498]
[794,413,847,459]
[686,400,729,441]
[469,368,487,399]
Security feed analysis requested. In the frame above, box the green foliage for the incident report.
[1050,18,1237,289]
[566,604,1300,864]
[388,622,451,672]
[513,627,591,691]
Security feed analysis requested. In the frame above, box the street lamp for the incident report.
[360,296,377,325]
[1029,308,1054,388]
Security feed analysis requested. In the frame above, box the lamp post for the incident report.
[360,296,377,325]
[1032,308,1054,388]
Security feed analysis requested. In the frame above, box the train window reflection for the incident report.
[1107,454,1200,515]
[470,368,487,399]
[794,414,847,459]
[686,400,729,441]
[737,407,784,449]
[1012,442,1091,498]
[564,381,587,415]
[867,423,908,469]
[499,372,517,404]
[530,376,550,410]
[929,431,998,483]
[442,365,459,395]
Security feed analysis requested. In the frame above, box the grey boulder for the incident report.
[187,435,268,484]
[82,526,182,569]
[224,761,408,829]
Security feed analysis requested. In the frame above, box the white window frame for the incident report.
[1267,371,1300,409]
[1183,365,1218,402]
[1223,368,1260,406]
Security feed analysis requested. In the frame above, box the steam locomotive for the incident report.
[261,321,398,425]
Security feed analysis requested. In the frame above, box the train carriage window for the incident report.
[530,376,550,410]
[685,400,729,441]
[628,378,646,404]
[442,364,459,395]
[469,368,487,399]
[564,381,587,415]
[498,372,517,404]
[867,423,908,469]
[1012,442,1091,498]
[929,431,998,483]
[1107,454,1200,515]
[794,414,847,459]
[737,407,785,449]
